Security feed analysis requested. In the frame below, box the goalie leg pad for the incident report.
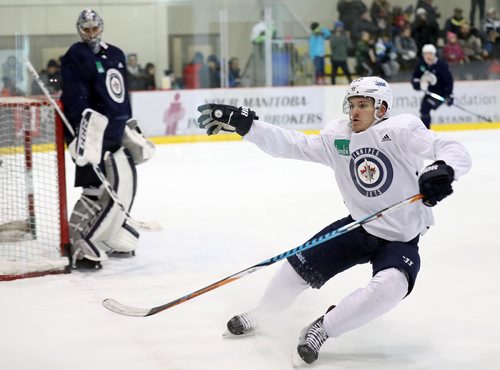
[69,148,138,257]
[68,194,108,265]
[102,222,139,253]
[86,147,138,252]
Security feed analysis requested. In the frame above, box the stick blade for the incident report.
[129,219,164,232]
[102,298,151,317]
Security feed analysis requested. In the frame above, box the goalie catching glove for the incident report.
[197,104,258,136]
[418,160,455,207]
[68,108,108,167]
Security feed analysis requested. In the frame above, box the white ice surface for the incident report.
[1,129,500,370]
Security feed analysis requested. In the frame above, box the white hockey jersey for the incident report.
[244,114,472,242]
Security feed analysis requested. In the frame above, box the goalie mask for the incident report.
[343,77,393,123]
[77,9,103,54]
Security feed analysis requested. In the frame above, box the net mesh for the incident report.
[0,97,68,279]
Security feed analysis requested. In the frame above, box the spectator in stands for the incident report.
[207,54,221,88]
[480,7,500,39]
[483,29,500,57]
[250,11,276,86]
[309,22,331,84]
[355,30,376,76]
[143,62,156,90]
[457,23,485,79]
[370,0,392,34]
[228,57,242,87]
[375,32,400,79]
[470,0,486,27]
[442,30,466,78]
[444,8,467,37]
[395,25,418,70]
[1,77,23,97]
[442,32,466,67]
[411,7,439,55]
[458,23,484,62]
[415,0,440,23]
[351,11,378,44]
[126,53,146,91]
[337,0,368,36]
[329,20,353,85]
[31,59,62,95]
[183,52,209,89]
[392,6,410,36]
[482,29,500,79]
[2,55,23,87]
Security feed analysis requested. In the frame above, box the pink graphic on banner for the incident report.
[163,93,185,135]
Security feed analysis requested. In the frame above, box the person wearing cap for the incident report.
[411,44,454,128]
[411,7,439,54]
[444,8,467,36]
[31,59,61,95]
[329,20,352,85]
[309,22,331,85]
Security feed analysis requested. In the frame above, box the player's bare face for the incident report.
[348,97,376,133]
[423,52,435,65]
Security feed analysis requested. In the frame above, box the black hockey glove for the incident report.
[418,160,455,207]
[445,95,454,106]
[411,78,421,91]
[197,104,258,136]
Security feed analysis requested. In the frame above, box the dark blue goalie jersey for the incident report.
[61,41,132,150]
[61,41,133,188]
[411,58,453,98]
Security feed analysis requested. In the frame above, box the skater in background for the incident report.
[196,76,471,366]
[60,9,155,268]
[411,44,454,128]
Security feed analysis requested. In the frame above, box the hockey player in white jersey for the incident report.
[197,76,471,366]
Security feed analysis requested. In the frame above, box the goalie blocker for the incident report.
[68,108,108,167]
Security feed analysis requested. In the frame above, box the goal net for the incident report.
[0,97,69,280]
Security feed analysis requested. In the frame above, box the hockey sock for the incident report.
[256,260,309,315]
[322,268,408,338]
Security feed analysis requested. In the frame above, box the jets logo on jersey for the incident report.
[106,68,125,103]
[349,147,393,197]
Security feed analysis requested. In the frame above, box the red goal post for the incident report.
[0,97,70,280]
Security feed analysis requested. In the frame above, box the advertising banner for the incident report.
[131,86,325,137]
[132,80,499,137]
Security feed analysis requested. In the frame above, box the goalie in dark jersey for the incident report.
[61,9,155,269]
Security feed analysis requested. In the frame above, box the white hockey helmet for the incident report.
[343,77,393,120]
[76,9,103,53]
[422,44,437,55]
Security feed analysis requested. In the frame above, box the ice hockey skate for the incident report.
[292,316,329,367]
[222,312,257,338]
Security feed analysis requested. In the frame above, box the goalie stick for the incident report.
[26,60,162,232]
[424,90,493,122]
[102,194,423,317]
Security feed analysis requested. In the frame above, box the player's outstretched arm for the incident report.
[197,104,258,136]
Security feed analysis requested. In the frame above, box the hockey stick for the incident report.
[102,193,423,317]
[424,90,493,122]
[26,60,162,232]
